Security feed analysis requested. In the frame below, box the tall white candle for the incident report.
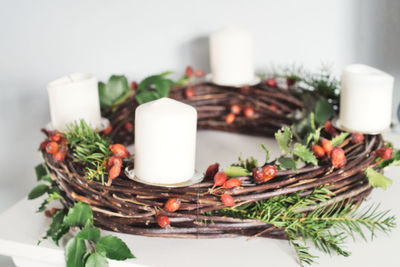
[47,73,102,131]
[209,26,254,86]
[339,64,394,133]
[134,98,197,184]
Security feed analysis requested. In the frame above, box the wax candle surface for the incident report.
[339,64,394,133]
[47,73,102,131]
[134,98,197,184]
[209,26,254,86]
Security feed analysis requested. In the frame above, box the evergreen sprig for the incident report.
[207,187,396,266]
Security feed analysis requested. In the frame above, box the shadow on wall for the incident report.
[179,36,211,73]
[356,0,400,119]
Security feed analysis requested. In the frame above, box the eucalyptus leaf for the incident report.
[28,184,49,200]
[64,202,93,227]
[96,236,135,260]
[365,167,392,190]
[293,143,318,166]
[314,98,334,126]
[275,127,292,154]
[65,236,87,267]
[85,252,109,267]
[224,166,251,177]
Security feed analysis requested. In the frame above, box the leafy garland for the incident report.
[29,66,400,267]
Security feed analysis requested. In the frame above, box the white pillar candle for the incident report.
[134,98,197,184]
[47,73,102,131]
[339,64,394,133]
[209,26,254,86]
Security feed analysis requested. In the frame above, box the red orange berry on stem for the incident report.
[351,132,364,144]
[266,78,277,87]
[108,156,122,168]
[156,213,170,228]
[312,145,325,158]
[221,194,235,207]
[225,113,235,124]
[244,107,254,118]
[53,150,67,162]
[164,198,181,212]
[205,163,219,180]
[324,121,338,136]
[331,147,347,168]
[102,124,112,135]
[124,122,134,132]
[253,165,277,183]
[230,104,241,115]
[130,81,137,89]
[223,178,242,189]
[46,142,59,154]
[376,147,393,160]
[185,66,193,77]
[109,144,130,158]
[214,171,228,186]
[321,138,333,157]
[185,88,194,99]
[109,164,121,180]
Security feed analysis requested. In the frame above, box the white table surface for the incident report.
[0,130,399,267]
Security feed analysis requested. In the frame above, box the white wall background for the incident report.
[0,0,399,265]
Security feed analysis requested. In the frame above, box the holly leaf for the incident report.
[77,226,100,243]
[305,126,322,146]
[331,132,350,147]
[135,91,160,104]
[293,143,318,166]
[224,166,251,177]
[278,157,298,172]
[42,210,70,245]
[98,75,130,108]
[96,236,135,260]
[28,184,49,200]
[85,252,109,267]
[260,144,270,162]
[155,79,173,97]
[37,191,62,212]
[35,164,48,181]
[378,149,400,169]
[275,127,292,153]
[64,202,93,227]
[314,97,334,126]
[365,167,392,190]
[65,236,87,267]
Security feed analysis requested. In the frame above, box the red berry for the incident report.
[124,122,134,132]
[244,107,254,118]
[230,104,241,115]
[225,113,235,124]
[109,164,121,180]
[108,156,122,168]
[205,163,219,180]
[40,140,49,151]
[53,150,67,162]
[351,132,364,144]
[49,130,62,142]
[185,66,193,77]
[312,145,325,158]
[185,88,194,99]
[223,178,242,189]
[156,213,170,228]
[321,138,333,157]
[221,194,235,207]
[102,124,112,135]
[214,172,228,186]
[46,141,59,154]
[376,147,393,160]
[266,78,277,87]
[164,198,181,212]
[269,104,278,111]
[109,144,130,158]
[286,78,296,87]
[253,165,277,183]
[331,147,347,168]
[130,81,137,89]
[324,121,338,136]
[194,70,205,77]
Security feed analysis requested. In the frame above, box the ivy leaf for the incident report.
[96,236,135,260]
[35,164,48,181]
[278,157,298,172]
[293,143,318,166]
[44,210,69,245]
[260,144,270,162]
[135,91,160,104]
[28,184,49,200]
[331,132,350,147]
[314,98,334,126]
[224,166,251,177]
[155,79,173,97]
[65,236,87,267]
[98,75,130,108]
[64,202,93,227]
[77,227,100,243]
[85,252,109,267]
[365,167,392,190]
[275,127,292,154]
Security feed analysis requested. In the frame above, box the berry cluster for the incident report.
[183,65,206,99]
[40,130,68,162]
[106,144,130,185]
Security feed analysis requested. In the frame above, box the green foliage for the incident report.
[136,71,174,104]
[366,167,392,190]
[28,184,49,200]
[98,75,131,108]
[260,144,270,162]
[224,166,251,177]
[292,143,318,166]
[314,98,334,126]
[66,236,87,267]
[64,120,112,183]
[85,252,108,267]
[43,210,69,245]
[97,236,135,260]
[378,148,400,169]
[278,157,298,172]
[208,187,395,266]
[64,202,94,227]
[77,227,101,243]
[331,132,350,147]
[275,126,292,154]
[35,163,48,181]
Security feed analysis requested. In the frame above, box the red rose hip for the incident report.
[109,164,121,180]
[225,113,235,124]
[46,141,59,154]
[164,198,181,212]
[230,104,241,115]
[321,138,333,157]
[221,194,235,207]
[312,145,325,158]
[266,78,277,87]
[185,88,194,99]
[185,66,193,77]
[376,147,393,160]
[244,107,254,118]
[124,122,134,132]
[102,124,112,135]
[214,171,228,186]
[351,132,364,144]
[53,150,67,162]
[253,165,277,183]
[205,163,219,180]
[331,147,347,168]
[156,213,170,228]
[223,178,242,189]
[109,144,130,158]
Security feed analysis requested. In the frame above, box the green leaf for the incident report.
[331,132,350,147]
[305,126,322,146]
[378,149,400,169]
[66,236,87,267]
[138,72,172,91]
[365,167,392,190]
[35,164,48,181]
[96,235,135,260]
[275,126,292,154]
[41,175,53,183]
[260,144,270,162]
[314,98,334,126]
[155,79,172,97]
[135,91,160,104]
[224,166,251,177]
[77,227,100,243]
[28,184,49,200]
[85,252,109,267]
[44,210,70,245]
[278,157,298,172]
[293,143,318,166]
[98,75,130,108]
[64,202,93,227]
